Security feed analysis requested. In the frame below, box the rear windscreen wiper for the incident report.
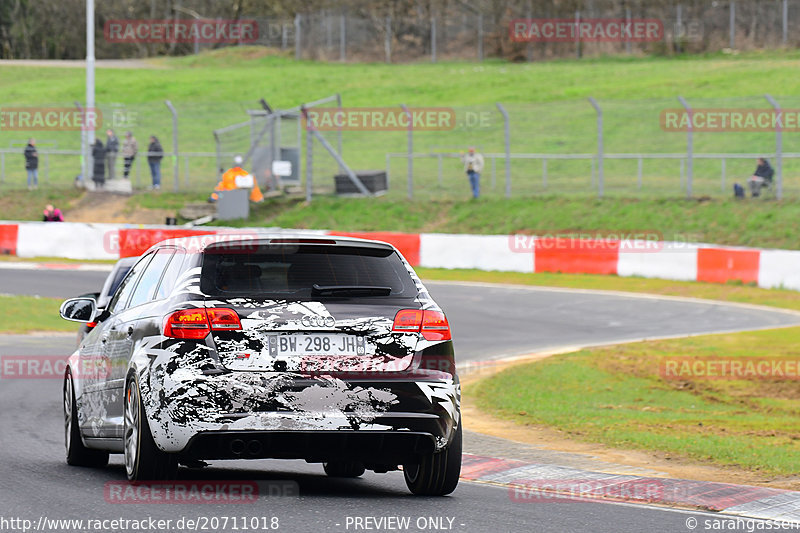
[311,284,392,296]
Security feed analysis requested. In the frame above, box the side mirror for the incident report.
[60,297,97,323]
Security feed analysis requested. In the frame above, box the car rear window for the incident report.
[200,244,418,298]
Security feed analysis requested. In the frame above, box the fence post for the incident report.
[303,106,313,203]
[74,101,86,184]
[340,12,346,61]
[437,154,443,185]
[491,156,496,189]
[676,4,682,53]
[637,157,643,189]
[526,0,533,62]
[0,152,4,185]
[721,158,726,192]
[588,97,604,198]
[401,104,413,199]
[575,10,582,58]
[184,155,189,188]
[477,13,484,61]
[729,1,736,49]
[431,17,437,62]
[495,103,511,198]
[542,159,547,189]
[45,153,49,184]
[213,131,222,181]
[295,14,302,60]
[783,0,788,46]
[678,96,693,197]
[165,100,179,192]
[336,93,343,172]
[625,8,632,54]
[385,16,392,63]
[765,94,783,200]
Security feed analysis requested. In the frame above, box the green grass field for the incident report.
[0,295,75,333]
[472,327,800,475]
[2,48,800,196]
[133,193,800,250]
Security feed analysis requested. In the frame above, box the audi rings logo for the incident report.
[301,316,335,328]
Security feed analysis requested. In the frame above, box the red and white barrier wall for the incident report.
[2,221,800,292]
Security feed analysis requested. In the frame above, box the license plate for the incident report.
[265,334,366,357]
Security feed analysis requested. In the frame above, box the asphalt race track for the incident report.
[2,267,799,532]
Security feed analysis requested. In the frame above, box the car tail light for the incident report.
[164,308,242,339]
[392,309,423,332]
[164,309,211,339]
[421,310,451,341]
[392,309,451,341]
[207,308,242,330]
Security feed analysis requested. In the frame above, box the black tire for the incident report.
[64,370,109,467]
[323,461,366,478]
[403,424,461,496]
[124,375,178,481]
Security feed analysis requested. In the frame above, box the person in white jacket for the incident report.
[461,147,484,199]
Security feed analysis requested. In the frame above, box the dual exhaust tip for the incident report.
[229,438,262,457]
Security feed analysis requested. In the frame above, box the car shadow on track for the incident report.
[60,460,428,500]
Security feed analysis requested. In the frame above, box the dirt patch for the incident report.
[461,354,800,491]
[65,192,174,224]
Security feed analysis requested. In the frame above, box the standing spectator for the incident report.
[121,131,138,179]
[24,138,38,190]
[460,146,484,199]
[147,135,164,190]
[42,204,64,222]
[92,138,106,189]
[105,129,119,180]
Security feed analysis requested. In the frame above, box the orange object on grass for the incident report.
[210,166,264,203]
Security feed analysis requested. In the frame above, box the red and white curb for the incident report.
[0,261,113,272]
[461,453,800,522]
[2,221,800,291]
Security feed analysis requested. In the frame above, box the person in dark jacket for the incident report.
[24,138,38,190]
[92,139,106,189]
[105,129,119,180]
[147,135,164,190]
[748,158,774,197]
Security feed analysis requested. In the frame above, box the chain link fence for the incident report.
[1,95,797,201]
[236,0,800,63]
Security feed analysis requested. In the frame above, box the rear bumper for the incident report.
[183,430,438,464]
[142,368,460,457]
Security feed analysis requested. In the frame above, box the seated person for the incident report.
[748,158,774,198]
[43,204,64,222]
[209,155,264,203]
